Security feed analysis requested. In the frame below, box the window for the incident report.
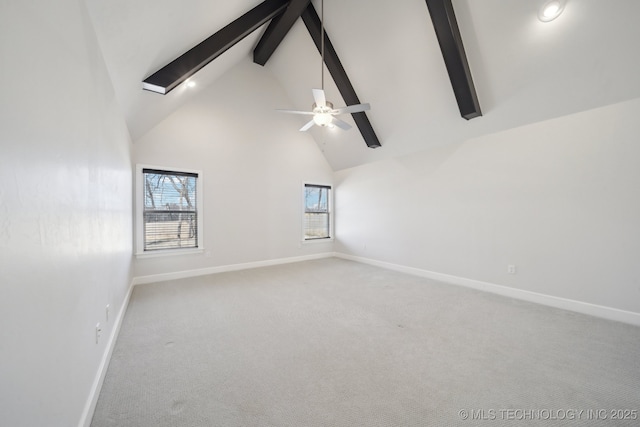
[304,184,332,240]
[136,166,203,256]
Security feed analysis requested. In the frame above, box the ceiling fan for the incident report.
[277,0,370,132]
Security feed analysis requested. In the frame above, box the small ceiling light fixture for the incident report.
[185,79,196,88]
[538,0,566,22]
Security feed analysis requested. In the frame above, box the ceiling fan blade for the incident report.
[332,103,371,115]
[276,109,315,115]
[312,89,326,108]
[300,119,316,131]
[331,117,352,130]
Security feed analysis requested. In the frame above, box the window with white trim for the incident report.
[136,166,203,256]
[303,184,332,240]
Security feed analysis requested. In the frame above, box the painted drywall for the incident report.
[0,1,133,426]
[334,97,640,315]
[133,57,334,278]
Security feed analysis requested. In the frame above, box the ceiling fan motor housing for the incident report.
[312,101,333,114]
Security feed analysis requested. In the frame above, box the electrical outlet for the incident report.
[96,323,102,344]
[507,265,517,275]
[105,304,110,322]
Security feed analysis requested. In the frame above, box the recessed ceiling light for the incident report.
[186,80,196,88]
[539,0,566,22]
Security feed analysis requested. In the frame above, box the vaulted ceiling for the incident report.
[86,0,640,170]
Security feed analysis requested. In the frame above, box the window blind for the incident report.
[304,184,330,240]
[142,169,198,251]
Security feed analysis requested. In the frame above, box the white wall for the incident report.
[335,97,640,316]
[0,1,133,426]
[133,57,334,279]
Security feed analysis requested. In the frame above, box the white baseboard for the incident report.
[334,252,640,327]
[132,252,334,286]
[78,281,135,427]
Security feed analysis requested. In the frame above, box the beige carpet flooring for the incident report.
[91,258,640,426]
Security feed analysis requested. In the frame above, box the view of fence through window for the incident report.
[143,169,198,251]
[304,184,331,239]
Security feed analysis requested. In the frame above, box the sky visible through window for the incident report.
[144,172,196,211]
[305,186,328,213]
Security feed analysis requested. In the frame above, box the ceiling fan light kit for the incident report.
[312,101,334,127]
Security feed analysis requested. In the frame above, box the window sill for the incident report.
[135,248,205,259]
[302,237,334,245]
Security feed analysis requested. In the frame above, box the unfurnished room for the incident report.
[1,1,639,426]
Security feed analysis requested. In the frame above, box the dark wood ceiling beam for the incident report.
[301,3,381,148]
[143,0,289,95]
[425,0,482,119]
[254,0,311,66]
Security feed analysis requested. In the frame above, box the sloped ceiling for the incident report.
[86,0,640,171]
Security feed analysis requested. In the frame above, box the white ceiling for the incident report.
[86,0,640,170]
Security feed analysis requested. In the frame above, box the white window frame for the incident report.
[135,164,204,258]
[302,182,334,243]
